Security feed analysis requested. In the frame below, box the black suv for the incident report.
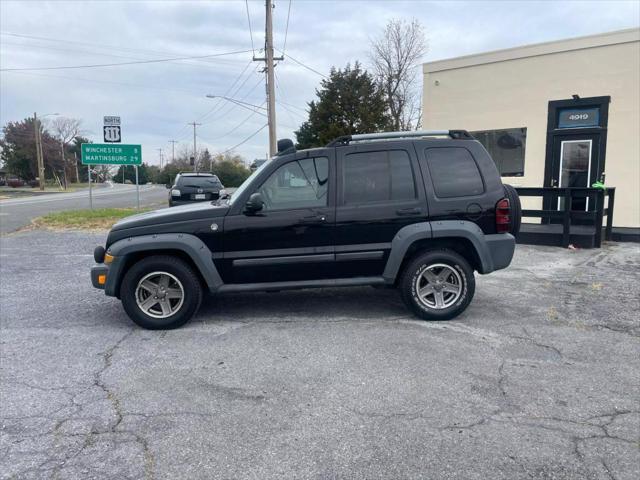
[92,131,520,329]
[168,172,224,206]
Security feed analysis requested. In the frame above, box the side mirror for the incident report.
[165,184,172,189]
[244,192,264,214]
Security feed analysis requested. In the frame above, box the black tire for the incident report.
[120,255,203,330]
[400,249,475,321]
[503,184,522,236]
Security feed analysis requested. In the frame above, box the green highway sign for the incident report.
[81,143,142,165]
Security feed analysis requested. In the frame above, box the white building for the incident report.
[422,28,640,232]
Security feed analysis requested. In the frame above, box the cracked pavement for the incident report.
[1,230,639,479]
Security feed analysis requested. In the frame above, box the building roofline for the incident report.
[423,28,640,74]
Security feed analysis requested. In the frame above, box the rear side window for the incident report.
[343,150,415,204]
[424,147,484,198]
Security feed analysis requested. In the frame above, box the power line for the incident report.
[199,101,267,143]
[275,48,326,78]
[0,32,248,67]
[282,0,292,54]
[170,59,255,142]
[203,75,266,124]
[4,70,197,95]
[1,48,253,72]
[197,60,254,124]
[245,0,255,55]
[274,70,307,115]
[0,39,244,70]
[221,123,268,155]
[274,73,300,127]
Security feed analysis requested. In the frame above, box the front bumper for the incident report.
[91,265,109,290]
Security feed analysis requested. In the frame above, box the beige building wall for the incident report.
[422,28,640,228]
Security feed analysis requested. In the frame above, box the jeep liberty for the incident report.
[91,130,520,329]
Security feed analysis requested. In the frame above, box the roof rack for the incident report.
[326,130,473,147]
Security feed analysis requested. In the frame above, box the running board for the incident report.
[216,277,386,293]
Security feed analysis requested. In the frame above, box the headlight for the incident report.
[171,189,181,197]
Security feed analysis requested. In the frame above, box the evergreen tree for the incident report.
[114,163,151,184]
[0,117,63,181]
[295,62,390,149]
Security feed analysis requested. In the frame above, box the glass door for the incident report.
[548,133,601,215]
[557,139,592,211]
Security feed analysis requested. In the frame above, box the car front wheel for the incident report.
[400,249,475,321]
[120,255,203,329]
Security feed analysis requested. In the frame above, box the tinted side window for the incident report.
[258,157,328,210]
[424,147,484,198]
[344,150,415,204]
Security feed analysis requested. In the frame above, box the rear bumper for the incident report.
[169,194,220,207]
[483,233,516,273]
[91,265,109,290]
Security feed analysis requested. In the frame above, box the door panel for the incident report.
[334,145,426,277]
[221,155,336,284]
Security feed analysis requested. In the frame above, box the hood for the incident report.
[112,202,228,232]
[106,202,229,247]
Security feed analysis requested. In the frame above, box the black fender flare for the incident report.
[382,220,496,282]
[103,233,223,296]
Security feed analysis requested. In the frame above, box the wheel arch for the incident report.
[393,237,483,285]
[383,220,495,284]
[104,234,222,297]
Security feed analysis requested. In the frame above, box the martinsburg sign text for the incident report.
[81,144,142,165]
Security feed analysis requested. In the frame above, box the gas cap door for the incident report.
[466,203,483,221]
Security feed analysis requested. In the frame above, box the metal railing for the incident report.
[515,187,616,248]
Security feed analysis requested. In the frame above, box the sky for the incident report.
[1,0,639,166]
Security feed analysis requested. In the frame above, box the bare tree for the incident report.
[370,18,427,131]
[92,164,116,182]
[51,117,83,186]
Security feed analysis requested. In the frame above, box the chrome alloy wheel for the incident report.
[415,263,463,309]
[135,271,185,319]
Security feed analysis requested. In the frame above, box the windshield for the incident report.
[177,176,221,188]
[228,160,270,205]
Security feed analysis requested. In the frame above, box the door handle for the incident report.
[298,215,327,224]
[396,207,421,216]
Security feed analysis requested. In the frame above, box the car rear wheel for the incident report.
[400,249,475,321]
[120,255,202,329]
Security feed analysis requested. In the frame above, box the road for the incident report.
[0,183,168,234]
[1,230,638,480]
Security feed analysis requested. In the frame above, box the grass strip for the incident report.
[32,207,151,230]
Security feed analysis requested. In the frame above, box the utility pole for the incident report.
[253,1,283,158]
[157,148,163,169]
[74,151,80,184]
[168,140,178,164]
[59,138,67,190]
[188,122,201,173]
[34,112,45,190]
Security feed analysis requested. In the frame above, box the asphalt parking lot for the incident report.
[1,230,638,480]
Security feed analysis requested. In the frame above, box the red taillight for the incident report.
[496,198,510,233]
